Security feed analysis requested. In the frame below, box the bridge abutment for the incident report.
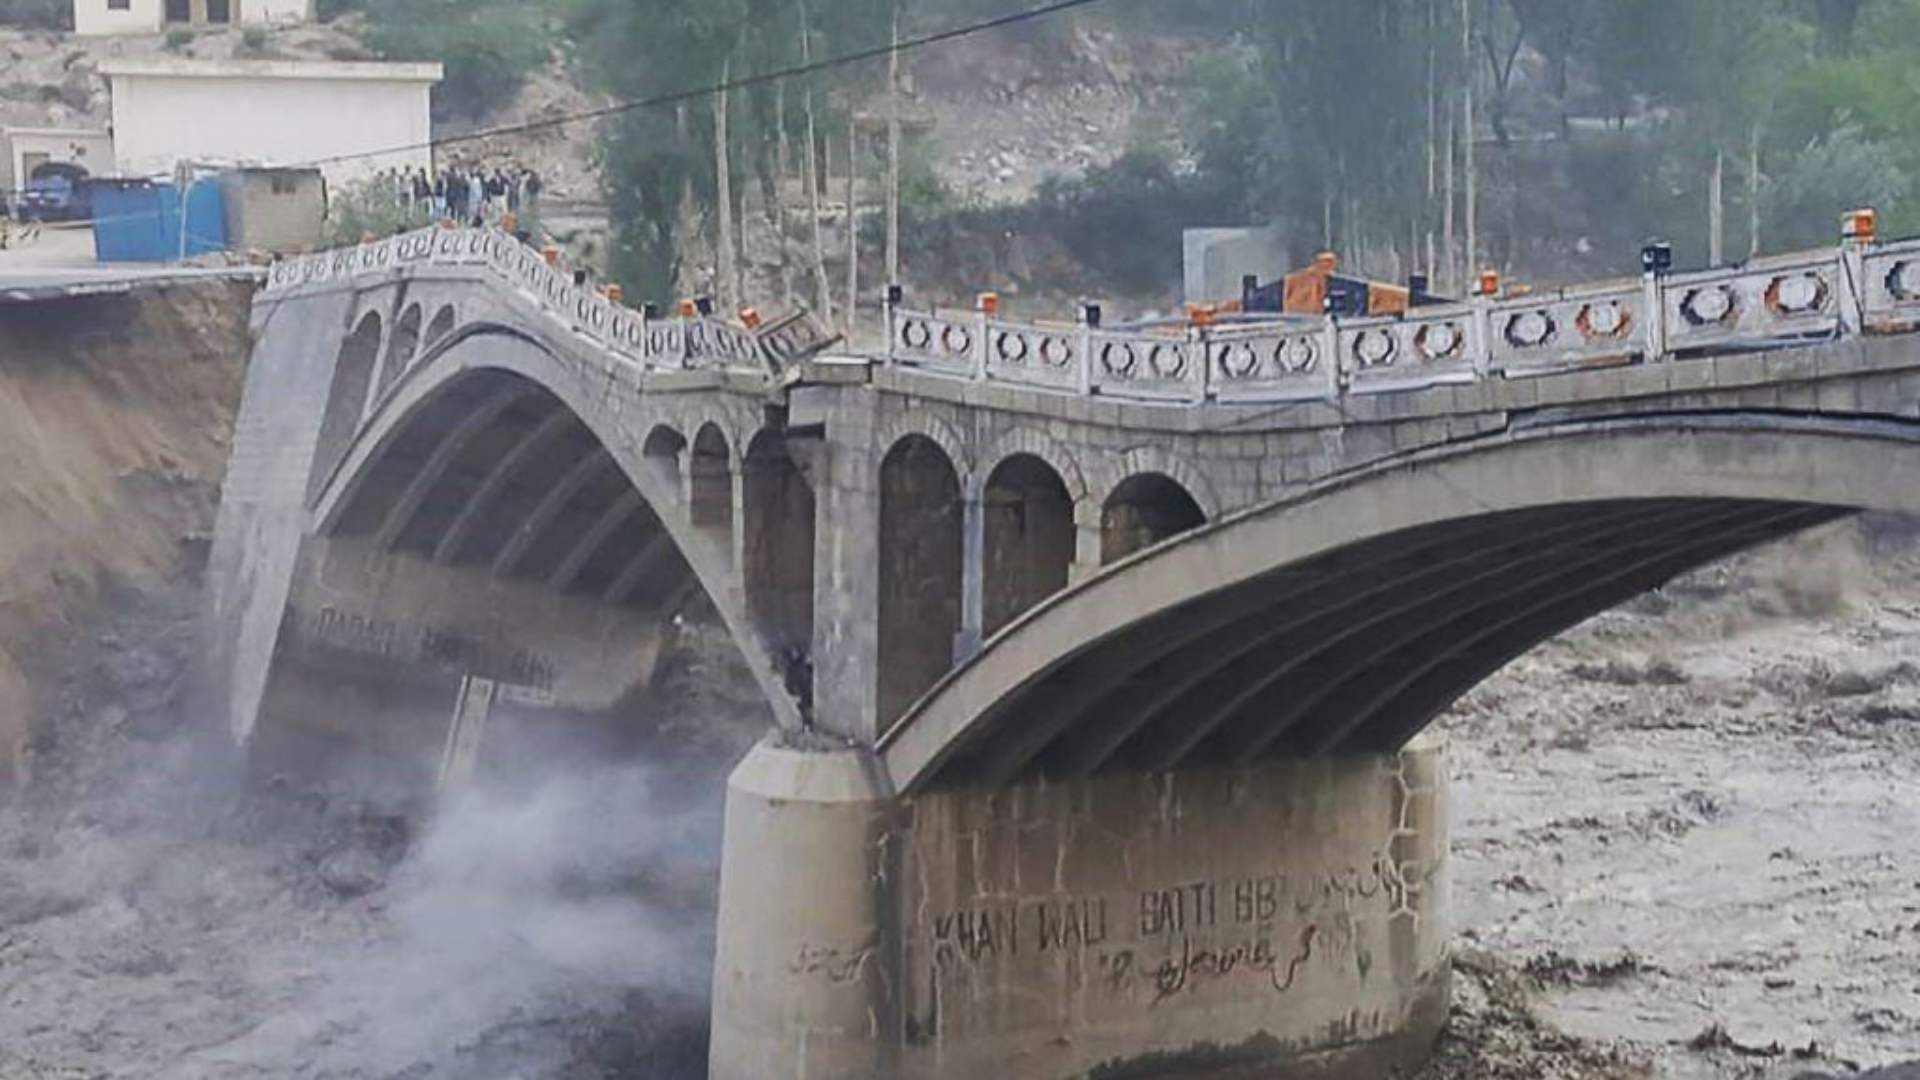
[711,737,1452,1079]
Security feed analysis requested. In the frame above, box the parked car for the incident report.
[17,163,91,223]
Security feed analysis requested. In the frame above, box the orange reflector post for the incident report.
[1478,269,1501,297]
[605,283,624,303]
[977,292,1001,316]
[740,307,763,329]
[1844,208,1877,243]
[1185,303,1216,327]
[678,299,698,318]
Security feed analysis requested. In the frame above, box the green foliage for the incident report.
[0,0,68,30]
[324,179,417,246]
[240,26,270,53]
[1028,149,1238,296]
[164,28,195,51]
[357,0,553,122]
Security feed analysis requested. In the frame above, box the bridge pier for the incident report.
[710,737,1452,1079]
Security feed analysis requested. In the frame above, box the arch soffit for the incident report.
[307,325,804,729]
[878,417,1913,791]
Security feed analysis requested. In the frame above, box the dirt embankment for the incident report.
[0,282,251,784]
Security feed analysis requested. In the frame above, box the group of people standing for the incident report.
[378,163,544,227]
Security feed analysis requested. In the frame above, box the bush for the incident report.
[359,1,550,123]
[240,26,269,53]
[164,28,195,51]
[324,178,417,246]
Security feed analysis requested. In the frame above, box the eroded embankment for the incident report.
[0,281,252,784]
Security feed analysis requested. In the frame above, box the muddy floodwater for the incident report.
[2,526,1919,1079]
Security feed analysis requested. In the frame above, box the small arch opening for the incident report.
[879,434,964,722]
[643,426,688,495]
[1101,472,1205,564]
[983,453,1075,637]
[308,310,383,502]
[377,303,424,400]
[425,304,457,346]
[743,430,816,665]
[690,423,734,545]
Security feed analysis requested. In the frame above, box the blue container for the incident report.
[90,178,227,263]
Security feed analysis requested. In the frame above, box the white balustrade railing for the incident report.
[883,236,1920,404]
[263,225,834,376]
[268,226,1920,406]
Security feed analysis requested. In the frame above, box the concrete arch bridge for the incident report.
[203,226,1920,1078]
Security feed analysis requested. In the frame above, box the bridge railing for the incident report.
[263,226,838,377]
[882,234,1920,404]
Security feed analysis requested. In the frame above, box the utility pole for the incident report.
[715,55,737,313]
[847,115,859,341]
[798,0,832,322]
[1461,0,1477,285]
[886,0,902,290]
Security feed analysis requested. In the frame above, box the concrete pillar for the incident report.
[710,739,903,1079]
[709,736,1453,1079]
[1070,497,1103,585]
[808,400,884,742]
[956,483,986,661]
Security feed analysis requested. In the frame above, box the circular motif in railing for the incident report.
[1276,336,1317,374]
[1680,284,1737,326]
[1148,342,1188,379]
[1888,260,1920,301]
[994,330,1030,364]
[1038,335,1074,368]
[940,323,973,355]
[1414,322,1463,360]
[1101,340,1139,377]
[1502,309,1556,349]
[900,318,933,350]
[1352,329,1397,368]
[1766,272,1828,315]
[1576,300,1630,339]
[1216,341,1259,379]
[648,327,670,356]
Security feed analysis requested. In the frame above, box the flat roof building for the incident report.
[2,126,114,197]
[74,0,315,36]
[98,58,442,187]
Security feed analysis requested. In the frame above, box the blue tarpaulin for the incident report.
[90,179,227,263]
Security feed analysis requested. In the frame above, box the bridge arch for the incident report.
[877,412,973,489]
[424,303,458,347]
[877,415,1920,792]
[1100,471,1207,564]
[378,302,424,401]
[878,432,966,723]
[305,324,806,739]
[308,310,383,503]
[690,422,736,550]
[980,426,1089,503]
[642,424,688,495]
[982,453,1075,637]
[1089,446,1219,521]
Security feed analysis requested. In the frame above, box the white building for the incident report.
[2,127,114,195]
[98,58,442,187]
[74,0,314,36]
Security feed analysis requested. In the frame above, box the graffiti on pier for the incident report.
[925,863,1399,1005]
[306,605,558,691]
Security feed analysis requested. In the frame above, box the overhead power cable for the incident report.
[300,0,1112,170]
